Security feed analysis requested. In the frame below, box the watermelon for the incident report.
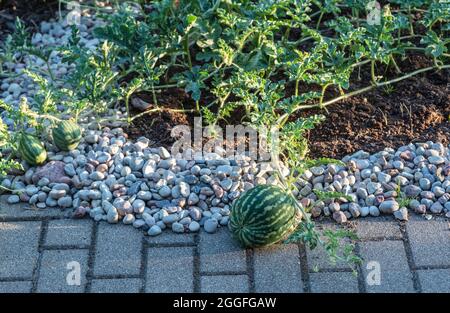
[52,120,82,151]
[229,184,302,248]
[18,133,47,166]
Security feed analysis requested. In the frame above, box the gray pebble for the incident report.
[172,222,185,233]
[158,185,171,197]
[57,196,73,208]
[7,195,20,204]
[369,206,380,217]
[162,214,179,224]
[430,202,443,214]
[132,199,145,213]
[188,221,200,232]
[332,211,347,224]
[148,225,162,236]
[377,172,391,184]
[419,178,431,190]
[123,214,135,225]
[428,156,445,165]
[64,164,76,177]
[393,207,408,221]
[107,207,119,223]
[379,200,399,214]
[204,218,218,233]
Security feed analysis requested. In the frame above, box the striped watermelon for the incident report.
[52,120,82,151]
[229,185,301,248]
[17,133,47,166]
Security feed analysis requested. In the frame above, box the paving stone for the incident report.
[0,221,41,279]
[254,244,302,293]
[36,249,89,293]
[307,223,352,271]
[310,272,359,293]
[93,223,143,276]
[146,231,194,245]
[199,228,246,273]
[356,217,402,240]
[360,240,415,292]
[90,278,142,293]
[201,275,249,293]
[0,281,32,293]
[406,217,450,267]
[45,219,93,246]
[417,269,450,293]
[0,196,69,219]
[145,247,194,293]
[307,243,351,271]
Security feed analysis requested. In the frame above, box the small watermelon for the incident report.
[18,133,47,166]
[52,120,82,151]
[229,185,301,248]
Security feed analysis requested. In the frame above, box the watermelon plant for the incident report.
[0,116,22,186]
[0,96,81,169]
[85,0,449,125]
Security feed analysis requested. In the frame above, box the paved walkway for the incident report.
[1,196,449,293]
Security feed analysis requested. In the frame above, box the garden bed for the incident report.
[126,55,450,159]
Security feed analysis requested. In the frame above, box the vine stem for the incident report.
[408,6,415,36]
[46,60,56,82]
[184,34,193,70]
[295,79,300,97]
[130,108,193,122]
[151,83,179,90]
[319,83,331,108]
[0,185,25,193]
[28,112,63,122]
[269,134,310,224]
[370,60,377,84]
[316,11,324,29]
[390,55,402,74]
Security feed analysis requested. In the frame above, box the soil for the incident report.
[125,89,192,147]
[0,0,59,34]
[301,56,450,159]
[127,54,450,160]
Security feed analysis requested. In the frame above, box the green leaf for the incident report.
[185,81,202,101]
[187,14,198,25]
[0,159,23,177]
[421,30,448,58]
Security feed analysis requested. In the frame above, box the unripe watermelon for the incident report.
[229,185,302,248]
[18,133,47,166]
[52,120,82,151]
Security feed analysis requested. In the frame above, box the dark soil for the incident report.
[127,55,450,159]
[0,1,119,37]
[301,56,450,159]
[125,89,192,147]
[0,0,59,35]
